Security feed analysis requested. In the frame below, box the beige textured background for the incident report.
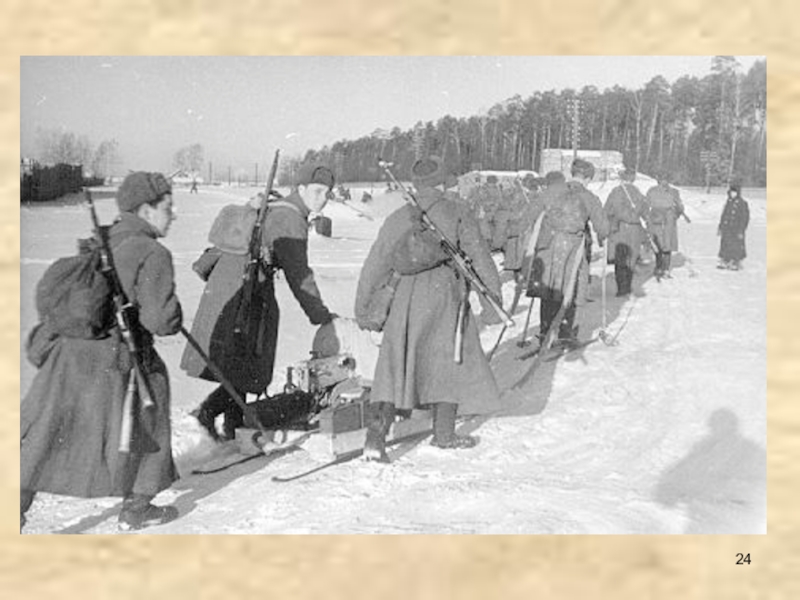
[2,0,796,597]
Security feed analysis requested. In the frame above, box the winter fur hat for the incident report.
[521,173,539,190]
[620,167,637,181]
[570,159,595,180]
[411,156,447,188]
[116,172,172,213]
[301,166,335,191]
[729,179,742,193]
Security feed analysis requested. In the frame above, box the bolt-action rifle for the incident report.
[234,149,281,352]
[377,159,513,329]
[85,189,155,453]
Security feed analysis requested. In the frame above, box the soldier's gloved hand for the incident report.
[409,205,427,232]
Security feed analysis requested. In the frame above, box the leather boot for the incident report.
[663,252,673,278]
[191,386,232,443]
[222,405,245,441]
[118,493,179,531]
[364,402,395,463]
[431,402,477,449]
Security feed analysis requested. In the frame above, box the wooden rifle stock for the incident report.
[235,149,281,348]
[377,160,513,328]
[85,189,154,453]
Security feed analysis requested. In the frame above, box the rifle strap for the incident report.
[620,183,641,218]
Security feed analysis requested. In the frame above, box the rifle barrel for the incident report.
[377,160,513,327]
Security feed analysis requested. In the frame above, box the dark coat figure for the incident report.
[190,179,198,193]
[355,157,502,461]
[605,170,649,296]
[717,183,749,270]
[496,184,530,272]
[525,163,609,341]
[21,172,183,532]
[182,169,334,441]
[644,176,688,278]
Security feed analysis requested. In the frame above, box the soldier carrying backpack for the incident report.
[524,160,609,346]
[21,171,183,533]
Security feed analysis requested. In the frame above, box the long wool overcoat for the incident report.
[604,182,649,269]
[645,183,685,252]
[355,187,502,416]
[718,195,750,262]
[180,192,331,394]
[21,213,183,498]
[526,181,609,306]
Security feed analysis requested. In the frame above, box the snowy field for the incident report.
[20,177,766,534]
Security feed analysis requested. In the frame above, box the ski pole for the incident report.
[517,298,535,348]
[487,323,506,362]
[180,326,265,434]
[598,243,613,346]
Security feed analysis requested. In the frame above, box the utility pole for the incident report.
[255,162,259,186]
[571,97,581,161]
[228,166,232,186]
[208,161,212,185]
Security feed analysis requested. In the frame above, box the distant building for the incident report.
[539,149,624,182]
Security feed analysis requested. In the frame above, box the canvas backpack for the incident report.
[545,183,588,234]
[35,234,116,340]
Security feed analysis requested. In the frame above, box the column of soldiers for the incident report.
[20,154,750,532]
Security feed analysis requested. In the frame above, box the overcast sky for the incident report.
[21,56,763,175]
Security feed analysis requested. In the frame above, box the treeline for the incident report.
[32,129,121,180]
[282,56,766,187]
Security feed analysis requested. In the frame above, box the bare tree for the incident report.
[173,143,205,175]
[91,139,120,180]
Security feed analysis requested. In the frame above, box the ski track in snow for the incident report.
[20,183,766,534]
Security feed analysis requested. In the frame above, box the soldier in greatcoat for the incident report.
[644,172,691,279]
[717,180,750,270]
[355,157,503,462]
[21,172,183,532]
[604,168,650,296]
[180,167,335,441]
[525,161,609,345]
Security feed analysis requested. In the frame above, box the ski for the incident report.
[517,336,598,362]
[191,450,267,475]
[271,449,363,483]
[543,337,598,361]
[271,429,435,483]
[191,431,313,475]
[512,237,585,390]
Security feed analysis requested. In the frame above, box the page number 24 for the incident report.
[736,553,751,565]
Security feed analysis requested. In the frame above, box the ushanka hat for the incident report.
[116,171,172,212]
[570,159,595,180]
[303,166,335,191]
[620,167,637,181]
[411,156,447,188]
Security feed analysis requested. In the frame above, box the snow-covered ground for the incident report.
[20,178,766,534]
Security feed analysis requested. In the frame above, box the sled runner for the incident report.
[189,326,434,476]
